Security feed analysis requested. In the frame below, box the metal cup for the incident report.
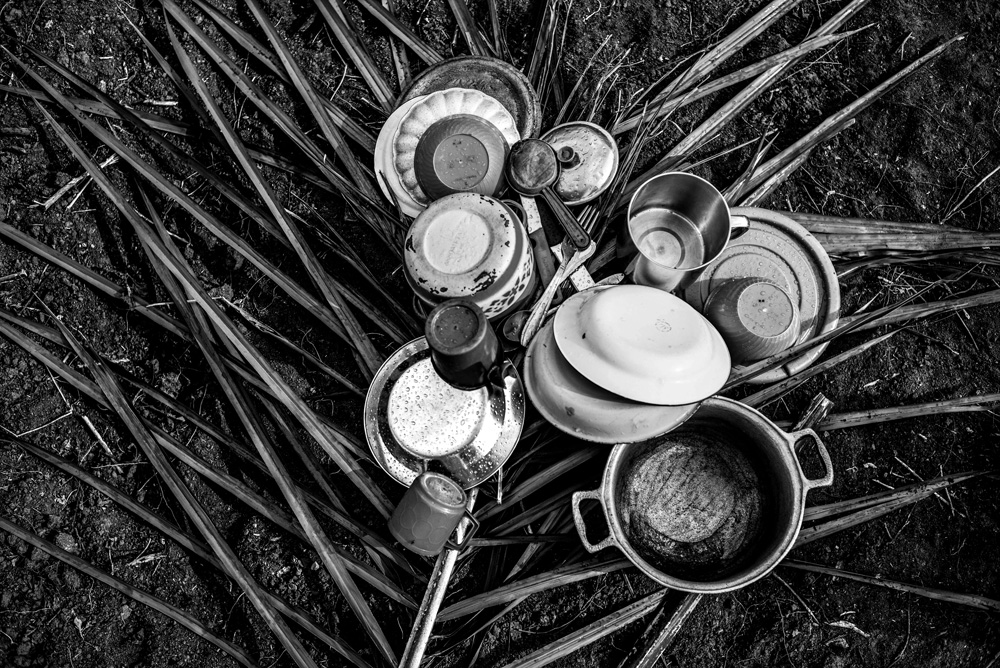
[388,472,480,557]
[626,172,748,292]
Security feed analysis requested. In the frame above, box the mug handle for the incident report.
[500,198,527,226]
[730,214,751,240]
[785,428,834,492]
[571,489,616,553]
[445,510,480,551]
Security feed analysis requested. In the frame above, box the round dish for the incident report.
[553,285,731,406]
[404,194,536,320]
[364,338,525,488]
[414,114,509,200]
[524,318,699,443]
[374,94,427,218]
[541,121,619,205]
[397,55,541,139]
[393,88,519,206]
[683,207,840,383]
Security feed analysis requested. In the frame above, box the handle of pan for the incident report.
[785,428,834,492]
[571,488,617,553]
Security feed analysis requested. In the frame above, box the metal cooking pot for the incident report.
[571,396,833,593]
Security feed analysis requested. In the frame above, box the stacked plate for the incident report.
[524,285,732,443]
[375,87,520,217]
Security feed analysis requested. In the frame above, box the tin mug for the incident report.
[388,472,480,557]
[626,172,748,292]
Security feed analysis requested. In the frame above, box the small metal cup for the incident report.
[389,472,480,557]
[626,172,748,292]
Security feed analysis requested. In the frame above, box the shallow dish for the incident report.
[374,94,427,217]
[524,318,699,443]
[397,55,541,139]
[393,88,519,206]
[553,285,731,406]
[364,338,525,488]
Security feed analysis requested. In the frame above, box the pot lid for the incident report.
[397,55,541,139]
[541,122,619,205]
[683,207,841,383]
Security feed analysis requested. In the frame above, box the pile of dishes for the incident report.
[524,284,732,443]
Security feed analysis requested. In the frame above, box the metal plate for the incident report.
[364,338,525,488]
[541,122,619,205]
[683,207,841,383]
[398,55,541,139]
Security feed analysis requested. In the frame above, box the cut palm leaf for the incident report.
[310,0,395,112]
[803,471,989,522]
[36,297,320,668]
[839,289,1000,333]
[779,396,1000,431]
[160,9,384,381]
[6,435,375,668]
[445,0,492,56]
[26,96,393,519]
[0,316,412,602]
[740,36,964,195]
[497,589,669,668]
[616,593,702,668]
[724,280,942,390]
[0,515,259,668]
[782,560,1000,612]
[740,330,898,409]
[340,0,443,66]
[437,558,631,622]
[137,225,399,665]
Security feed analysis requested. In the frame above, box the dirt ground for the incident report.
[1,0,998,667]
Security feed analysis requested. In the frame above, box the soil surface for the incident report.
[1,0,999,667]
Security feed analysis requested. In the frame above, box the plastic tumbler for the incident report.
[388,472,480,557]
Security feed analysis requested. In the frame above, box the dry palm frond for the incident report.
[0,83,192,134]
[724,280,941,390]
[446,0,492,56]
[0,515,260,668]
[740,36,964,195]
[840,288,1000,332]
[498,589,669,668]
[803,471,989,522]
[6,435,375,668]
[0,317,413,601]
[784,211,967,235]
[736,144,819,206]
[347,0,443,65]
[740,330,898,408]
[164,7,385,380]
[310,0,395,112]
[172,0,378,151]
[137,220,400,664]
[35,299,320,668]
[437,558,630,621]
[613,27,870,134]
[26,93,393,518]
[778,395,1000,431]
[616,593,702,668]
[1,307,418,578]
[782,560,1000,612]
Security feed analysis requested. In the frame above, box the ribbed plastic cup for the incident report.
[425,299,500,390]
[388,472,477,557]
[703,278,800,364]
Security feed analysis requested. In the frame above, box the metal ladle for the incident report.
[506,139,591,250]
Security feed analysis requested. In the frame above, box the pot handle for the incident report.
[571,489,616,553]
[786,428,834,492]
